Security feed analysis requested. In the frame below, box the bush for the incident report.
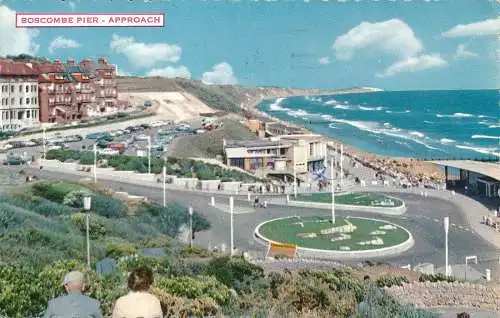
[179,246,212,258]
[206,256,265,293]
[155,275,231,305]
[90,194,127,218]
[139,236,172,249]
[70,213,107,239]
[419,273,456,283]
[376,275,409,288]
[106,241,137,259]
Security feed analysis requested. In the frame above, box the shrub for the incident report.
[206,256,265,293]
[106,241,137,259]
[376,275,409,288]
[90,194,127,218]
[62,190,93,208]
[179,246,212,258]
[139,236,172,248]
[419,273,456,283]
[155,275,231,305]
[70,213,107,239]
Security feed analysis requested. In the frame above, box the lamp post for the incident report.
[147,136,151,175]
[162,165,167,207]
[42,127,46,160]
[444,216,450,276]
[293,160,297,198]
[330,157,335,224]
[83,195,92,268]
[93,144,97,183]
[229,196,234,256]
[340,144,344,189]
[188,206,193,248]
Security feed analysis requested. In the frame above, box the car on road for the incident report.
[3,155,26,165]
[135,134,150,141]
[47,145,62,151]
[150,121,166,127]
[98,148,120,155]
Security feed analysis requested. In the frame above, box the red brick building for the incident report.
[35,57,118,123]
[36,61,79,123]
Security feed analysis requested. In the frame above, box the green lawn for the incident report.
[294,192,404,207]
[257,216,410,251]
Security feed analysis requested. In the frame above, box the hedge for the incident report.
[46,149,259,182]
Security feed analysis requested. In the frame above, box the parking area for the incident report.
[0,117,225,164]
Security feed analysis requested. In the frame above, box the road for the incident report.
[7,166,498,277]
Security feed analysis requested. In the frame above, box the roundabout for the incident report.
[255,216,414,259]
[288,192,407,215]
[294,192,404,207]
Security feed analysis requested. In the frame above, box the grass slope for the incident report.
[168,119,258,158]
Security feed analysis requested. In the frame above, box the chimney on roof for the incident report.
[98,57,107,65]
[67,59,75,66]
[80,59,93,71]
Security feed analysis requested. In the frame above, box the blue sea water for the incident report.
[258,90,500,160]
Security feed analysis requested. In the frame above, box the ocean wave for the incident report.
[440,138,455,144]
[325,117,443,151]
[334,105,352,110]
[359,106,384,111]
[304,96,323,103]
[386,110,410,114]
[455,145,500,157]
[324,99,338,105]
[269,97,286,111]
[436,112,475,118]
[423,120,434,124]
[471,135,500,140]
[286,109,309,117]
[409,131,425,138]
[328,123,339,129]
[489,124,500,129]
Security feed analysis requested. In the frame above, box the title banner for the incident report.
[16,13,165,28]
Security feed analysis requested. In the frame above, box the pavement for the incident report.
[4,166,499,281]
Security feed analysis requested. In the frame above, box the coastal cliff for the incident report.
[117,76,379,113]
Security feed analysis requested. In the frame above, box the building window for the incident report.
[26,111,30,119]
[34,86,37,93]
[34,97,37,104]
[230,158,245,169]
[26,98,30,105]
[19,85,22,93]
[10,98,14,105]
[10,85,14,93]
[25,85,29,93]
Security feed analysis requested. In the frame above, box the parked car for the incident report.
[98,148,120,155]
[3,155,26,165]
[135,134,150,141]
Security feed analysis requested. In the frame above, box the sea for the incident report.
[257,90,499,160]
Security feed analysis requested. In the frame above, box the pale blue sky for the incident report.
[0,0,498,90]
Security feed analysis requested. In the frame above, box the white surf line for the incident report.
[433,218,439,222]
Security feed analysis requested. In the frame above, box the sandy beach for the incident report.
[242,93,445,184]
